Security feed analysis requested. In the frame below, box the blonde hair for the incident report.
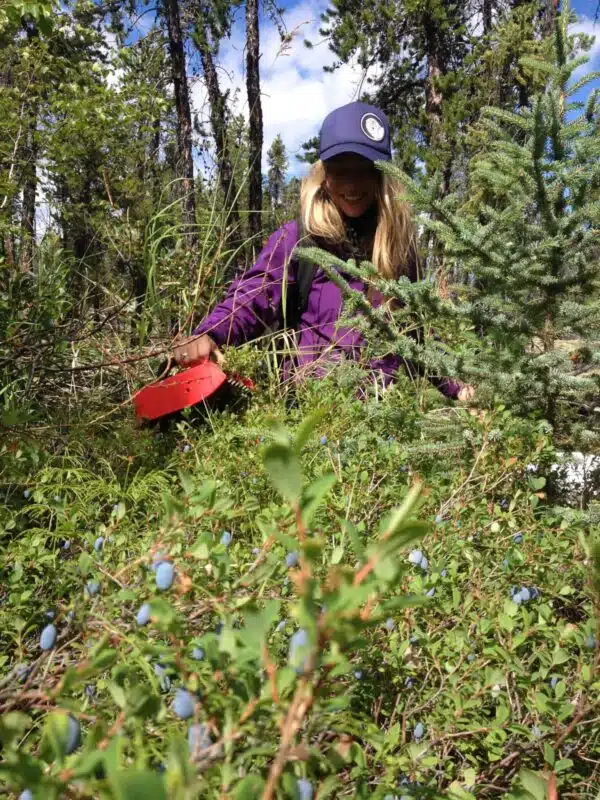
[299,160,419,281]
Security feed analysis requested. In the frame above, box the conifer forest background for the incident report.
[2,0,600,798]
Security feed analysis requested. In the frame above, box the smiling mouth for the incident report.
[342,195,364,203]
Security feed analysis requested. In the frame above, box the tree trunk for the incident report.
[194,23,242,259]
[422,11,444,152]
[540,0,559,37]
[246,0,263,246]
[19,106,38,272]
[482,0,492,34]
[163,0,198,257]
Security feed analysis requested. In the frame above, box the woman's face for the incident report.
[323,153,380,218]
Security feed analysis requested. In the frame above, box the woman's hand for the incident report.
[457,384,475,403]
[172,334,224,368]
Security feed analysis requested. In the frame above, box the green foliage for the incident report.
[1,366,599,798]
[377,1,600,448]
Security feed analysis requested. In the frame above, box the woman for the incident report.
[174,100,471,401]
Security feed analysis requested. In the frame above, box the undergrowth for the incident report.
[0,357,599,799]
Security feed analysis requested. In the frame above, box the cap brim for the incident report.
[320,142,391,163]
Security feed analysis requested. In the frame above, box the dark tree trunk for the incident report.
[540,0,559,37]
[482,0,492,34]
[150,114,162,205]
[19,107,38,272]
[0,56,16,268]
[163,0,198,256]
[422,11,444,150]
[195,24,242,258]
[246,0,263,246]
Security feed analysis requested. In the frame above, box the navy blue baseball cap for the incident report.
[319,101,391,163]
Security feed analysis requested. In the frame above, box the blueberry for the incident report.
[63,714,81,754]
[288,629,311,675]
[532,725,541,739]
[513,533,523,544]
[385,618,395,632]
[297,778,313,800]
[62,540,71,550]
[46,610,55,619]
[136,603,152,626]
[502,559,509,569]
[155,562,175,590]
[513,592,523,605]
[23,490,31,499]
[467,654,476,662]
[16,664,29,682]
[500,498,509,511]
[435,514,443,524]
[420,556,429,571]
[40,623,57,651]
[550,676,559,689]
[531,587,540,599]
[519,587,531,603]
[426,587,435,597]
[154,664,171,692]
[404,677,413,688]
[409,635,418,644]
[408,549,423,565]
[215,622,223,636]
[85,684,96,698]
[67,610,75,621]
[354,670,363,680]
[86,580,100,596]
[188,723,211,754]
[220,531,232,547]
[152,552,168,571]
[413,722,425,741]
[251,547,261,556]
[192,647,205,661]
[440,569,448,577]
[285,551,298,568]
[19,791,33,800]
[320,435,327,445]
[94,536,105,553]
[275,619,287,633]
[172,689,195,719]
[183,444,191,453]
[585,633,597,650]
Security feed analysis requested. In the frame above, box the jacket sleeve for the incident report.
[193,221,299,347]
[368,353,463,399]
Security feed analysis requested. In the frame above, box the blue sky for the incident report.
[185,0,600,178]
[107,0,600,178]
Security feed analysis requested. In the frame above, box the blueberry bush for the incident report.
[1,362,599,799]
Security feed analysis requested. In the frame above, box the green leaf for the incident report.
[263,443,302,503]
[0,712,31,747]
[518,768,548,800]
[301,473,337,524]
[294,409,328,452]
[235,775,265,799]
[109,769,167,800]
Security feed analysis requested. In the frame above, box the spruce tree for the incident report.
[382,0,600,445]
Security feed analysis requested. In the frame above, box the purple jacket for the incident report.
[194,220,461,398]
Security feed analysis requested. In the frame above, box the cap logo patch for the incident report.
[361,113,385,142]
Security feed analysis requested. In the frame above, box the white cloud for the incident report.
[190,0,370,178]
[568,15,600,83]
